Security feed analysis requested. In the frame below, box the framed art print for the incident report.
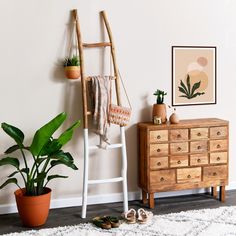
[172,46,216,106]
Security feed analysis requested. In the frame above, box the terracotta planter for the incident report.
[152,103,167,124]
[64,66,80,79]
[14,188,51,227]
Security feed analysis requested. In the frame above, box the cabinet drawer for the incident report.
[210,140,228,152]
[150,143,168,156]
[170,129,188,141]
[190,154,208,166]
[203,165,227,181]
[150,130,168,143]
[170,155,188,168]
[150,157,168,170]
[170,142,188,154]
[210,152,227,164]
[177,167,201,183]
[191,128,208,140]
[150,169,176,185]
[210,126,228,139]
[190,141,208,153]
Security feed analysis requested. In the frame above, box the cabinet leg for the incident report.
[211,187,217,198]
[142,190,147,204]
[220,186,225,202]
[148,193,155,209]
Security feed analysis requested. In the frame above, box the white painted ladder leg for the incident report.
[120,126,129,213]
[81,128,89,218]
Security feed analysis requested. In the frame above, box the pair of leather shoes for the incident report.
[92,215,120,229]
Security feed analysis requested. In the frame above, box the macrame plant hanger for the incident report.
[72,9,129,219]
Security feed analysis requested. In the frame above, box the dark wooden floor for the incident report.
[1,190,236,235]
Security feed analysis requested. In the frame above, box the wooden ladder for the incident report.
[72,9,129,219]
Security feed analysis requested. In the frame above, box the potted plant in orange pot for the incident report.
[153,89,167,124]
[64,55,80,79]
[0,112,80,227]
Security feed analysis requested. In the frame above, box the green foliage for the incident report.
[153,89,167,104]
[178,74,205,99]
[63,55,80,67]
[0,112,80,196]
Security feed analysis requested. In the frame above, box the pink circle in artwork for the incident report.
[197,57,208,67]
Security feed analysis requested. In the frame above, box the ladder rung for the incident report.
[83,42,112,48]
[88,177,123,184]
[89,143,123,150]
[87,111,92,115]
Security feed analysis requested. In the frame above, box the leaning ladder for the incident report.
[72,9,129,219]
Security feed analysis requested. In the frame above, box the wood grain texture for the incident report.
[210,126,228,138]
[150,130,168,143]
[190,141,208,153]
[191,128,209,140]
[190,154,208,166]
[150,143,168,156]
[170,155,188,168]
[170,129,188,141]
[210,139,228,152]
[177,167,201,183]
[170,142,188,154]
[150,157,169,170]
[203,165,227,181]
[210,152,227,164]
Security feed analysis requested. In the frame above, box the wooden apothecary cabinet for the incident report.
[138,118,229,208]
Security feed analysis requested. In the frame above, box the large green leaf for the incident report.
[4,145,20,154]
[0,178,18,189]
[190,81,201,97]
[30,113,67,156]
[40,139,62,156]
[0,157,20,169]
[33,172,47,183]
[57,121,80,146]
[50,159,78,170]
[47,175,68,182]
[8,168,29,178]
[1,123,24,147]
[186,74,191,95]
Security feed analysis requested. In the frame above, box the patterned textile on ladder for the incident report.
[89,76,113,147]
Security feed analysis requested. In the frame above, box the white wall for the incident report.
[0,0,235,213]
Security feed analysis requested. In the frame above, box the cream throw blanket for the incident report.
[89,76,112,147]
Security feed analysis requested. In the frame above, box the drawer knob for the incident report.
[187,174,191,179]
[157,148,161,152]
[160,177,165,182]
[217,144,221,149]
[217,157,221,161]
[177,147,182,151]
[217,131,221,136]
[197,145,201,150]
[213,172,217,176]
[177,160,181,164]
[157,162,161,166]
[197,158,201,163]
[197,132,201,137]
[177,134,181,138]
[157,135,161,139]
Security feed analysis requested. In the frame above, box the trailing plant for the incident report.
[153,89,167,104]
[0,112,80,196]
[178,74,205,99]
[63,55,80,67]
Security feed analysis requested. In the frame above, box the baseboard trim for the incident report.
[1,181,236,215]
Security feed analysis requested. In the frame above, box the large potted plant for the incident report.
[153,89,167,123]
[64,55,81,79]
[0,112,80,227]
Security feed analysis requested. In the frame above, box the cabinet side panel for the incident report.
[138,127,148,191]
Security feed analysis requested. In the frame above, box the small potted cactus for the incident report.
[153,89,167,124]
[64,55,80,79]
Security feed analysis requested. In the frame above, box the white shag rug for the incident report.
[3,206,236,236]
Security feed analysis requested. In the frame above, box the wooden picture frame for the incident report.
[172,46,217,106]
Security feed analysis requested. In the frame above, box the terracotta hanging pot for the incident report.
[152,104,167,124]
[14,188,51,227]
[64,66,81,79]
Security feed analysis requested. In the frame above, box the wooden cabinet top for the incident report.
[138,118,229,130]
